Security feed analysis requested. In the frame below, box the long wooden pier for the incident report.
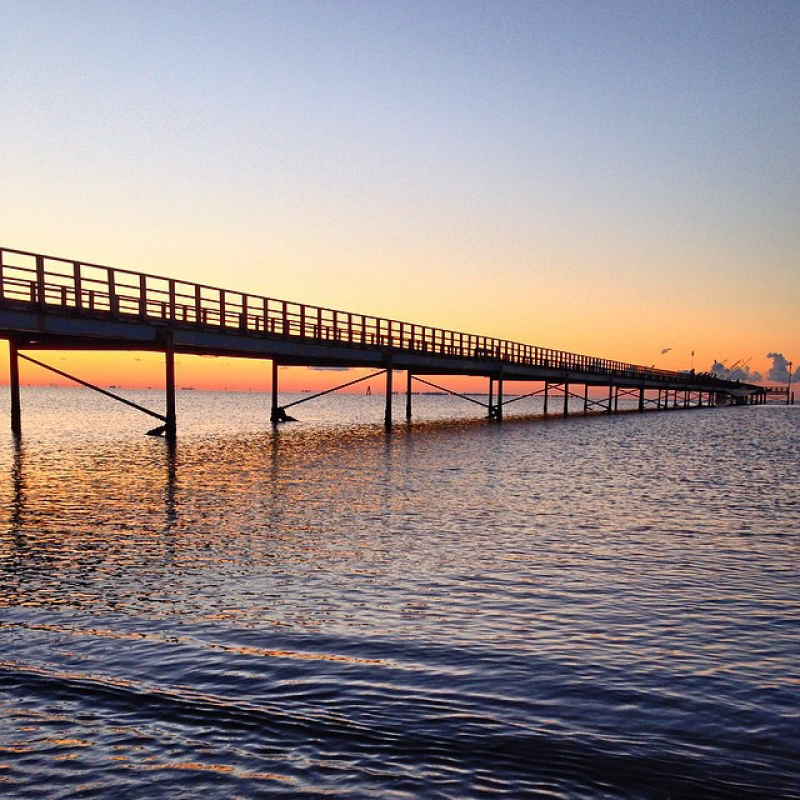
[0,246,767,438]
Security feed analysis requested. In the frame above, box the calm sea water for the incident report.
[1,388,798,799]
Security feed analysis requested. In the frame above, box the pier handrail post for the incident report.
[168,280,177,322]
[73,262,83,310]
[36,254,46,309]
[108,268,118,317]
[138,274,147,319]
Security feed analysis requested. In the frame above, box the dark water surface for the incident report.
[1,389,798,798]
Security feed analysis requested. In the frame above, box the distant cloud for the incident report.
[766,353,800,383]
[709,360,762,382]
[660,347,672,355]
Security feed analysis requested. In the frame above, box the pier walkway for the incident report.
[0,246,766,437]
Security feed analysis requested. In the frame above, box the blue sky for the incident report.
[1,1,798,375]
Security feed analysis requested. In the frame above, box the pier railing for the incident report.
[0,246,715,385]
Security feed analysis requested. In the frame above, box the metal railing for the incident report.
[0,246,721,385]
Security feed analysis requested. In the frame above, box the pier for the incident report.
[0,246,769,438]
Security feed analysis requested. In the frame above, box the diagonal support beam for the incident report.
[280,369,387,412]
[411,375,491,409]
[500,384,549,407]
[640,393,662,408]
[521,383,596,406]
[17,353,167,422]
[581,393,611,410]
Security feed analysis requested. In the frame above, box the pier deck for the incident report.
[0,246,766,436]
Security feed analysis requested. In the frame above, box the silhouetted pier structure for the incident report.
[0,246,768,438]
[758,384,794,405]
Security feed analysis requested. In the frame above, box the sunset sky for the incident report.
[1,1,798,391]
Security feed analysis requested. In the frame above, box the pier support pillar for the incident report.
[584,383,589,414]
[614,386,619,413]
[405,371,412,419]
[268,360,295,423]
[384,366,393,429]
[543,382,549,415]
[164,333,176,440]
[563,381,569,418]
[607,384,613,414]
[488,377,494,419]
[270,360,280,422]
[638,386,644,413]
[9,338,21,436]
[496,374,503,421]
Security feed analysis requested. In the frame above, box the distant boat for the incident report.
[365,385,372,395]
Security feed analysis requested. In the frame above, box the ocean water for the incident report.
[0,388,798,799]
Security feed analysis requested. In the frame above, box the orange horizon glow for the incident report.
[0,345,792,396]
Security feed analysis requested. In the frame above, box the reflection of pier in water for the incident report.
[0,245,773,440]
[2,432,183,609]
